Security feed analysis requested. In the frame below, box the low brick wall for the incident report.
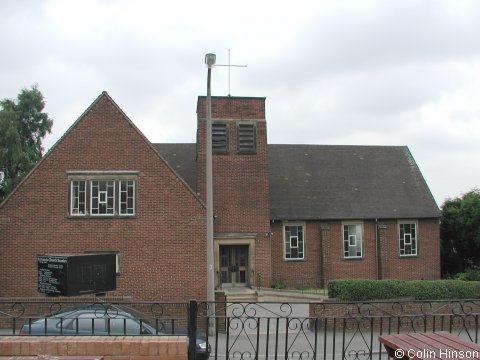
[0,336,187,360]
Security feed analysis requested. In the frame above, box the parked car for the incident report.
[19,305,210,360]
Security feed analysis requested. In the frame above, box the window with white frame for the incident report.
[69,173,137,217]
[91,180,115,215]
[119,180,135,215]
[71,180,86,215]
[399,222,417,256]
[343,223,363,258]
[284,224,304,260]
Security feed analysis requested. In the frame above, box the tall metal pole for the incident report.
[205,53,216,334]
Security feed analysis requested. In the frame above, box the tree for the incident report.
[0,85,53,202]
[440,189,480,276]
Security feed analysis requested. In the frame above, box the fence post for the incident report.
[188,299,197,360]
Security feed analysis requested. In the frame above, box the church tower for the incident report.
[196,96,271,289]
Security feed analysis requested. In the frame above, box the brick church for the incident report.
[0,92,441,301]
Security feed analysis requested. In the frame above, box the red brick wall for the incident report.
[378,218,440,280]
[0,336,187,360]
[196,96,265,120]
[255,232,273,289]
[270,221,322,288]
[322,221,378,283]
[271,218,440,288]
[0,93,207,301]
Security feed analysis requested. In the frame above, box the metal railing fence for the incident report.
[194,300,480,360]
[2,299,480,360]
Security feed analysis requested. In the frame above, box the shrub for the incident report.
[328,279,480,301]
[454,267,480,281]
[271,278,286,289]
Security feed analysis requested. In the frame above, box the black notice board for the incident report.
[37,254,116,296]
[38,255,67,295]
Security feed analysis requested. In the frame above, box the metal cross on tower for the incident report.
[216,49,247,96]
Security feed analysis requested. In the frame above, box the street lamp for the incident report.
[205,53,216,333]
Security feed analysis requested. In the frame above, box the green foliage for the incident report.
[271,278,286,289]
[453,267,480,281]
[0,85,53,201]
[440,189,480,276]
[328,279,480,301]
[328,279,404,301]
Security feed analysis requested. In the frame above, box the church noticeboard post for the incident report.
[38,253,116,296]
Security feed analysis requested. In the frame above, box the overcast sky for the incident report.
[1,0,479,206]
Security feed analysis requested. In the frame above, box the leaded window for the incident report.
[284,224,304,260]
[71,180,86,215]
[119,180,135,215]
[91,180,115,215]
[399,223,417,256]
[343,224,363,258]
[69,174,137,217]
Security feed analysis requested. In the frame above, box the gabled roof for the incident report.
[155,143,440,220]
[268,144,440,220]
[0,92,204,209]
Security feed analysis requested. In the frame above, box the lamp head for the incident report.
[205,53,216,67]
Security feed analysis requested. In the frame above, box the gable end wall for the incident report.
[0,94,207,301]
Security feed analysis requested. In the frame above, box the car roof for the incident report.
[39,305,138,319]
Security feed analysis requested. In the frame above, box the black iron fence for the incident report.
[1,299,480,360]
[193,300,480,360]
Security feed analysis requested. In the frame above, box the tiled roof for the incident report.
[152,143,197,192]
[268,144,440,220]
[154,143,440,220]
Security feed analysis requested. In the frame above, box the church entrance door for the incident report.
[220,245,248,288]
